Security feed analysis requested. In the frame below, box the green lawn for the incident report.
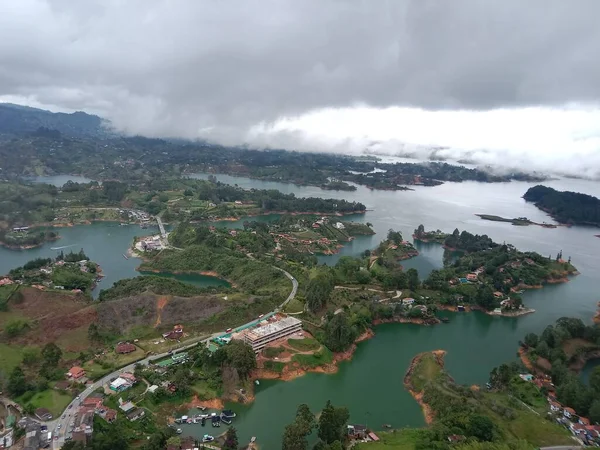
[283,297,305,313]
[356,428,423,450]
[191,380,218,400]
[287,337,320,352]
[22,389,72,417]
[0,343,24,372]
[263,346,285,358]
[83,347,147,379]
[410,353,443,392]
[263,360,286,373]
[292,347,333,368]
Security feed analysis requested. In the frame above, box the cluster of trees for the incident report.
[1,228,58,248]
[514,318,600,421]
[523,185,600,226]
[443,229,498,253]
[282,401,349,450]
[98,275,226,301]
[5,342,64,406]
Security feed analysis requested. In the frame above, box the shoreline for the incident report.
[0,234,61,251]
[403,350,447,425]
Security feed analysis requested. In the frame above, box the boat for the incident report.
[122,254,129,259]
[174,418,181,424]
[383,424,392,429]
[440,317,450,323]
[192,418,199,424]
[221,410,236,419]
[201,417,206,426]
[202,435,214,442]
[221,417,232,425]
[255,380,260,385]
[176,428,182,434]
[250,437,256,443]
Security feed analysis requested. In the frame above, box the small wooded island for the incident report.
[523,185,600,227]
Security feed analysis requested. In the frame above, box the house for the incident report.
[549,401,562,412]
[126,408,145,421]
[334,222,345,230]
[110,377,133,392]
[519,374,534,382]
[147,385,159,393]
[103,409,117,423]
[34,408,52,421]
[570,423,586,435]
[162,324,184,340]
[82,396,103,409]
[68,366,86,379]
[493,291,504,299]
[579,416,591,426]
[466,273,478,282]
[563,407,576,418]
[54,380,71,391]
[118,400,135,413]
[447,434,466,443]
[412,304,428,313]
[115,342,136,354]
[347,424,367,439]
[120,372,136,383]
[402,298,415,306]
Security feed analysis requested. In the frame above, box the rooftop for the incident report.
[244,316,302,341]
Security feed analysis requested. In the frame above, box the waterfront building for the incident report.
[239,315,302,352]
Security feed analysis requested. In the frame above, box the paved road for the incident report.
[49,266,298,449]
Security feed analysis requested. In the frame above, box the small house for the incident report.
[162,324,184,340]
[579,417,591,426]
[447,434,466,443]
[549,401,562,412]
[563,407,576,419]
[126,408,145,422]
[119,400,135,413]
[493,291,504,299]
[115,342,136,354]
[466,273,478,282]
[103,409,117,423]
[402,298,415,306]
[82,397,103,410]
[68,366,86,379]
[34,408,52,421]
[347,424,367,439]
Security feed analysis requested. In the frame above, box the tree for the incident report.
[295,404,315,435]
[41,342,62,367]
[590,366,600,394]
[536,341,549,359]
[324,313,356,353]
[88,323,102,342]
[476,285,496,310]
[318,400,349,445]
[468,414,495,441]
[7,366,28,397]
[223,426,239,450]
[523,333,538,348]
[282,422,308,450]
[407,268,420,291]
[225,340,257,378]
[589,399,600,424]
[306,273,334,313]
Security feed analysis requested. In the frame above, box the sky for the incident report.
[1,0,600,176]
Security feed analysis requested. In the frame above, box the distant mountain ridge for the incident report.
[0,102,114,138]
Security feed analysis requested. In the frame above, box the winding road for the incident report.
[49,266,297,449]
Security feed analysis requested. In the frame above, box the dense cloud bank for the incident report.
[1,0,599,176]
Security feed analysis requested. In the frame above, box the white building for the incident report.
[240,316,303,352]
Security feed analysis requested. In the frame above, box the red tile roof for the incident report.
[69,366,85,378]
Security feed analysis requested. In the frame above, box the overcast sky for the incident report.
[1,0,600,175]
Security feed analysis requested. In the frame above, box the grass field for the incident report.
[410,352,443,392]
[292,347,332,368]
[263,346,285,358]
[356,429,424,450]
[263,360,286,373]
[283,297,305,313]
[0,343,24,372]
[191,380,219,400]
[287,337,320,352]
[83,347,147,379]
[21,389,73,417]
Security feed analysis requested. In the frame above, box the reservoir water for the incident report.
[6,173,600,448]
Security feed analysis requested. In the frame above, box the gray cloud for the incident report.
[1,0,600,140]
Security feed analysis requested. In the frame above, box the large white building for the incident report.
[241,316,303,352]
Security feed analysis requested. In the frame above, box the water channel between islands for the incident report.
[5,172,600,448]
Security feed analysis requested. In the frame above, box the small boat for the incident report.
[122,254,129,259]
[251,437,256,443]
[440,317,449,323]
[174,418,181,424]
[383,424,392,429]
[176,428,182,434]
[202,435,214,442]
[186,419,192,424]
[193,418,199,424]
[201,417,206,426]
[255,380,260,385]
[221,417,232,425]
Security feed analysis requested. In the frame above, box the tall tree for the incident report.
[324,313,356,353]
[225,340,257,378]
[318,400,349,445]
[7,366,28,397]
[282,422,308,450]
[407,268,420,291]
[295,404,315,435]
[41,342,62,367]
[223,427,239,450]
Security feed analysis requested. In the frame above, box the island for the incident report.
[523,185,600,227]
[475,214,558,228]
[0,226,59,249]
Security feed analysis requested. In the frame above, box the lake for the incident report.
[6,173,600,448]
[0,222,229,298]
